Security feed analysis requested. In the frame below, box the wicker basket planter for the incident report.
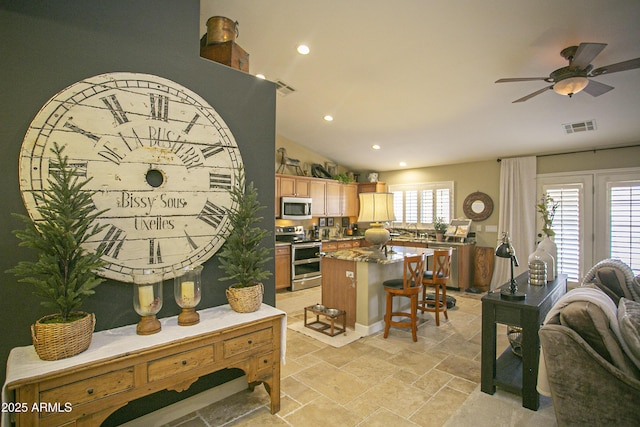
[226,283,263,313]
[31,311,95,361]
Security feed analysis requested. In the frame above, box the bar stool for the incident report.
[419,248,452,326]
[382,254,425,342]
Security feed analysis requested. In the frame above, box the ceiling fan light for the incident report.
[553,77,589,96]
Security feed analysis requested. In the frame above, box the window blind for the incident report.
[609,183,640,275]
[546,187,581,282]
[388,181,454,227]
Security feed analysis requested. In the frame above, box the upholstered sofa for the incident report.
[538,259,640,426]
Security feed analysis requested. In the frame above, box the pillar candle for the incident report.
[181,281,195,305]
[138,285,155,314]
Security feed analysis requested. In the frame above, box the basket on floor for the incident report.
[31,312,95,360]
[226,283,264,313]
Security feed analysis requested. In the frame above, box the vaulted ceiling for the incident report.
[201,0,640,171]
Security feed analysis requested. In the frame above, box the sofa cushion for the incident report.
[618,298,640,364]
[595,267,630,303]
[559,301,639,378]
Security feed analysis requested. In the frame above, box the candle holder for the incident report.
[174,265,203,326]
[133,272,163,335]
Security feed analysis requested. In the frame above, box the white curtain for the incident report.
[490,156,537,290]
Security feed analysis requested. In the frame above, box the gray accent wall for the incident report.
[0,1,276,423]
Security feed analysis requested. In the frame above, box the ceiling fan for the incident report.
[496,42,640,103]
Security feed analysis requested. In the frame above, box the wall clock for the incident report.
[19,72,243,283]
[463,191,493,221]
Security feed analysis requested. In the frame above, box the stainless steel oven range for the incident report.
[275,226,322,291]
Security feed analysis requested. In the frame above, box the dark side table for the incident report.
[481,273,567,410]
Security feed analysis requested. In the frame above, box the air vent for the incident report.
[274,79,296,96]
[563,120,597,134]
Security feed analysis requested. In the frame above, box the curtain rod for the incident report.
[496,143,640,162]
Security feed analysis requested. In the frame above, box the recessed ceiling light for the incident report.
[255,73,266,80]
[297,44,310,55]
[372,144,381,150]
[323,115,333,122]
[399,162,407,167]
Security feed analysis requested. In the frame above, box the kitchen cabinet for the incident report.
[275,176,280,218]
[357,182,387,193]
[390,239,427,248]
[342,183,359,217]
[309,180,327,216]
[275,244,291,291]
[275,174,358,218]
[325,181,342,216]
[278,175,310,197]
[322,239,362,252]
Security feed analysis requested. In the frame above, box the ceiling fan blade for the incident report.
[495,77,548,83]
[512,86,553,103]
[583,79,614,97]
[590,57,640,77]
[570,43,607,70]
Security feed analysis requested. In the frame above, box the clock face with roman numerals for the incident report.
[19,72,243,283]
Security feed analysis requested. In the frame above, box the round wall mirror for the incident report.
[463,192,493,221]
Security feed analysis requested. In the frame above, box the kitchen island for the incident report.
[321,246,433,336]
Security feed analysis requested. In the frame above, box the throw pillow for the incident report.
[595,267,630,303]
[560,301,638,377]
[618,298,640,364]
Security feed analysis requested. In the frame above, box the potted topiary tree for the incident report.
[218,168,272,313]
[8,143,108,360]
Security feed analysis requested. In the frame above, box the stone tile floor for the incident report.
[160,287,555,427]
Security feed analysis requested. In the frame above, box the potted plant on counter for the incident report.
[8,143,108,360]
[218,168,272,313]
[434,217,448,242]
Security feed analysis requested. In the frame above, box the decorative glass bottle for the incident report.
[537,236,558,279]
[133,271,163,335]
[174,265,203,326]
[528,247,554,282]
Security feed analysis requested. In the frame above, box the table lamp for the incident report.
[358,192,396,250]
[495,232,526,300]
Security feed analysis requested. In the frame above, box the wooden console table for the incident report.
[3,304,285,426]
[481,273,566,410]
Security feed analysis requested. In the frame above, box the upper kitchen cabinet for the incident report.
[325,181,342,216]
[279,175,310,197]
[357,182,387,193]
[275,174,358,218]
[309,180,327,216]
[342,183,359,217]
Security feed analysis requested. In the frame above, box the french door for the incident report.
[537,167,640,286]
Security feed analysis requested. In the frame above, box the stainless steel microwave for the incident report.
[281,197,312,220]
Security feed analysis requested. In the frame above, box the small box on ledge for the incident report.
[200,37,249,72]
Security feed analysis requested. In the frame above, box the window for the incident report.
[598,174,640,275]
[388,182,454,227]
[544,186,581,282]
[609,184,640,272]
[538,168,640,285]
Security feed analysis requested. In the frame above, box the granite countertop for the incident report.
[275,242,291,247]
[321,236,363,242]
[390,236,475,246]
[321,245,432,264]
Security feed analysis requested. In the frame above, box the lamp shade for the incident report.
[553,77,589,96]
[357,192,396,223]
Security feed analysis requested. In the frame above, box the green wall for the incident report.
[379,145,640,249]
[0,1,275,424]
[381,159,501,248]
